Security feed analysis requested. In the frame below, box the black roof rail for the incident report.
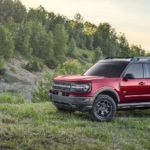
[105,57,133,59]
[131,57,150,61]
[104,57,150,61]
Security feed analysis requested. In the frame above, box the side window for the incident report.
[125,63,143,78]
[144,64,150,78]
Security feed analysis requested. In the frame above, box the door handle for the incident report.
[139,82,145,86]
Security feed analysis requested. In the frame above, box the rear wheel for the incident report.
[92,94,116,121]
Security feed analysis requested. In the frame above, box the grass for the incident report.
[0,99,150,150]
[0,93,26,104]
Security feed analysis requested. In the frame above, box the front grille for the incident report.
[53,81,71,92]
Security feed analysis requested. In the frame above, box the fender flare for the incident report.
[93,86,120,103]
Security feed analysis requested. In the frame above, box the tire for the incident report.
[91,94,116,122]
[56,106,75,113]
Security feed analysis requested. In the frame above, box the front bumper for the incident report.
[49,93,93,111]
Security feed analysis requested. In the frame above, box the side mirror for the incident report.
[123,73,134,80]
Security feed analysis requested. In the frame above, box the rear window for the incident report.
[84,61,129,77]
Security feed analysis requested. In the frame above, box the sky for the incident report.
[20,0,150,51]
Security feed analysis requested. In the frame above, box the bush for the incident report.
[0,68,6,76]
[0,56,4,68]
[82,53,88,59]
[0,93,26,104]
[45,57,58,69]
[32,72,53,102]
[24,59,44,72]
[54,60,85,76]
[0,56,6,75]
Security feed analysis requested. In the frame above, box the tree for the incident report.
[86,35,94,50]
[94,47,103,61]
[0,0,26,23]
[27,6,48,25]
[130,45,145,56]
[68,37,76,57]
[13,0,27,23]
[15,22,32,57]
[74,13,84,23]
[0,26,14,59]
[84,21,97,36]
[53,24,68,63]
[37,31,54,66]
[94,23,120,56]
[30,21,54,66]
[118,33,130,57]
[5,17,18,40]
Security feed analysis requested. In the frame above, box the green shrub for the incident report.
[54,60,85,76]
[0,93,26,104]
[82,53,88,59]
[10,67,16,73]
[0,68,6,75]
[0,56,4,68]
[24,59,44,72]
[32,72,53,102]
[45,57,58,69]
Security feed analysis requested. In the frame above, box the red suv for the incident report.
[49,57,150,121]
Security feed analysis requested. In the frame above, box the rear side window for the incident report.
[124,63,143,78]
[144,63,150,78]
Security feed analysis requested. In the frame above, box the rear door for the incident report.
[120,63,148,102]
[143,63,150,101]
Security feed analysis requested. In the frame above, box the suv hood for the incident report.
[54,75,105,82]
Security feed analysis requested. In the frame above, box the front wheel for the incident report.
[91,94,116,122]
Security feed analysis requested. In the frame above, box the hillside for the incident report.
[0,0,148,71]
[0,57,53,99]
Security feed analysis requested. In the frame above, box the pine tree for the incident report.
[53,24,68,63]
[68,37,76,57]
[0,26,14,59]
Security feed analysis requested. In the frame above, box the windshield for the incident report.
[84,61,129,77]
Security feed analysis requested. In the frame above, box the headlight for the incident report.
[71,83,91,93]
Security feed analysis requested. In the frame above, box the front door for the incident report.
[120,63,148,102]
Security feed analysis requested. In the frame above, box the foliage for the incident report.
[68,37,76,57]
[0,56,6,75]
[0,0,27,23]
[32,72,53,102]
[15,22,33,57]
[0,56,4,68]
[130,45,145,56]
[0,0,148,68]
[54,60,87,76]
[0,68,6,76]
[53,24,68,64]
[24,59,44,72]
[0,26,14,59]
[30,21,54,62]
[94,47,103,61]
[0,93,26,104]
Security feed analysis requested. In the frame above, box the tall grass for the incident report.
[0,93,26,104]
[0,100,150,150]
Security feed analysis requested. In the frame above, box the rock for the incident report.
[0,58,48,100]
